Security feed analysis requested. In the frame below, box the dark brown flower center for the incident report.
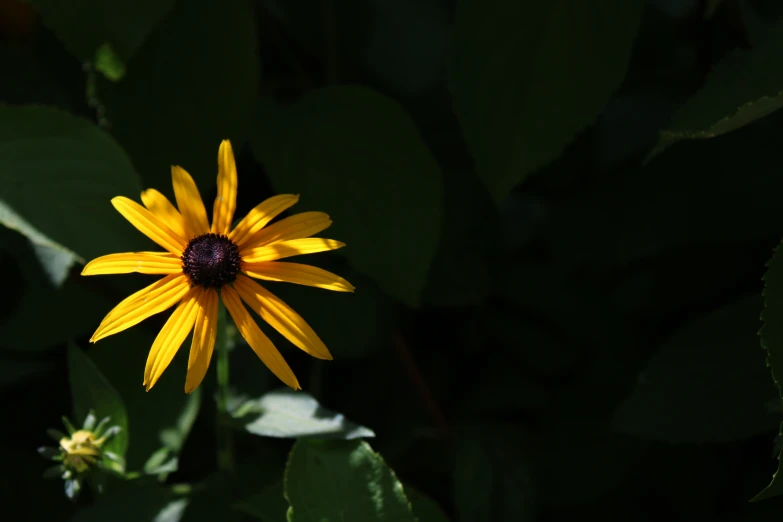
[181,233,241,289]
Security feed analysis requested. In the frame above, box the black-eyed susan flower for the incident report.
[82,140,353,393]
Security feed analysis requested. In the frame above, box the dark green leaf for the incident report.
[422,168,496,307]
[453,424,535,522]
[67,343,129,459]
[88,327,201,470]
[546,124,783,265]
[612,295,779,443]
[99,0,259,192]
[71,485,181,522]
[235,480,287,522]
[284,439,415,522]
[0,228,114,351]
[449,0,643,202]
[649,23,783,160]
[231,387,375,440]
[0,105,146,261]
[26,0,175,61]
[754,239,783,500]
[404,486,450,522]
[250,86,443,307]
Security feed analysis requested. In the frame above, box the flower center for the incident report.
[181,233,241,289]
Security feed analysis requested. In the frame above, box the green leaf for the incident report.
[250,86,443,308]
[235,480,287,522]
[71,485,180,522]
[404,486,450,522]
[612,295,779,443]
[67,343,129,459]
[422,168,496,307]
[754,239,783,501]
[284,439,415,522]
[231,388,375,440]
[546,124,783,265]
[88,327,201,470]
[453,424,535,522]
[99,0,259,193]
[705,0,724,18]
[448,0,643,202]
[648,22,783,160]
[94,43,127,82]
[0,228,114,351]
[26,0,175,61]
[0,105,146,261]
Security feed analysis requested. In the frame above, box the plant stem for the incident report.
[215,303,234,473]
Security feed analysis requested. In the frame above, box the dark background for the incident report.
[3,0,783,520]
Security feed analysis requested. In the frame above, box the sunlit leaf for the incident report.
[230,388,375,440]
[284,439,414,522]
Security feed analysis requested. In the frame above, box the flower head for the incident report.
[82,140,353,393]
[39,412,122,499]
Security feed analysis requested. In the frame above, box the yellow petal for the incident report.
[144,287,202,391]
[141,189,187,240]
[171,166,210,239]
[112,197,187,255]
[211,140,238,236]
[239,211,332,254]
[230,194,300,248]
[91,274,190,343]
[185,288,219,394]
[234,274,332,360]
[82,252,182,276]
[241,238,346,263]
[221,285,301,390]
[242,261,354,292]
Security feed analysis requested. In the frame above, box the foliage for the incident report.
[4,0,783,521]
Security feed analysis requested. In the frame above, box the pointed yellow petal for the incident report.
[242,261,354,292]
[185,288,219,394]
[211,140,238,236]
[234,275,332,360]
[141,189,187,240]
[221,285,300,390]
[144,287,202,391]
[229,194,300,248]
[241,238,346,263]
[239,212,332,254]
[112,197,187,255]
[91,274,190,343]
[171,166,210,238]
[82,252,182,276]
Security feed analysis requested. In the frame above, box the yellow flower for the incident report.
[59,430,104,473]
[82,140,353,393]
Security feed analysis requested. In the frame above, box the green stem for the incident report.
[215,303,234,473]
